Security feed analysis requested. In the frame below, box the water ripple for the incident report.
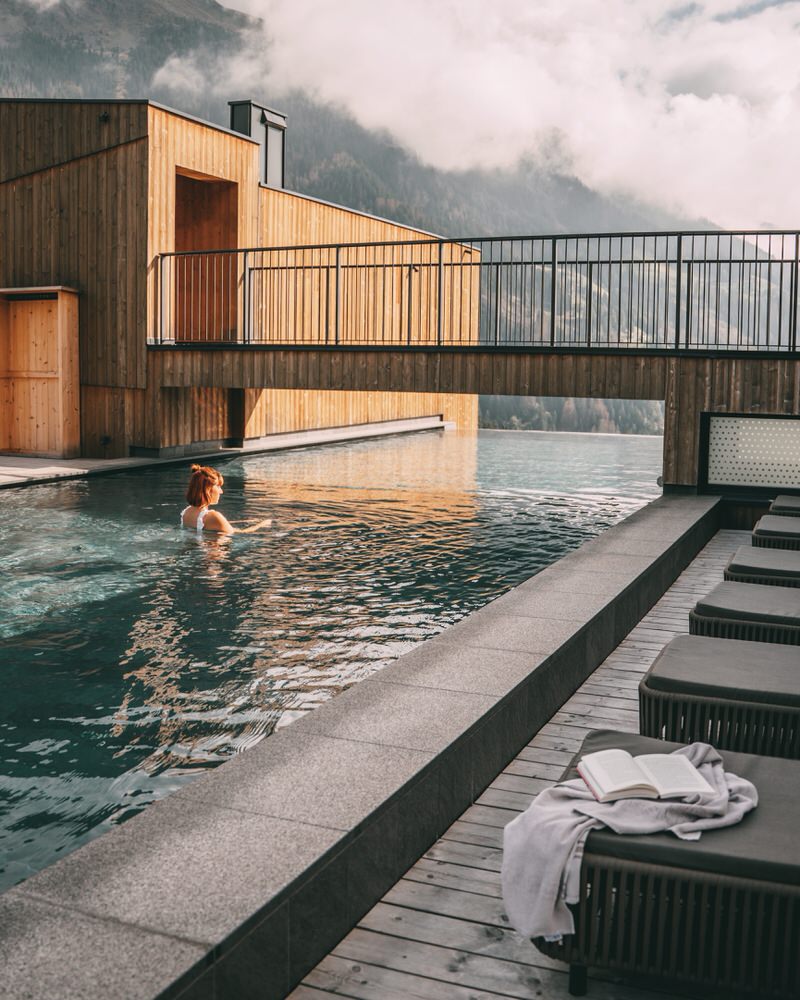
[0,429,661,890]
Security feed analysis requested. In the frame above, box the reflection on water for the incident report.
[0,429,662,889]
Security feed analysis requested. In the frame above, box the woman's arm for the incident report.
[235,517,272,534]
[203,511,272,534]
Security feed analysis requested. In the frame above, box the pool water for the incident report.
[0,429,662,890]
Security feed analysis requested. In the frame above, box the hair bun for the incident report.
[190,463,201,472]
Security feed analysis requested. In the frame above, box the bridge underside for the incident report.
[149,347,800,488]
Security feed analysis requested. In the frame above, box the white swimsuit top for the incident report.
[180,506,209,532]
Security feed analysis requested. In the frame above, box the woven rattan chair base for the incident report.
[689,611,800,645]
[752,534,800,550]
[639,683,800,758]
[723,567,800,588]
[533,855,800,997]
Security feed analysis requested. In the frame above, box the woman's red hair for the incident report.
[185,464,223,507]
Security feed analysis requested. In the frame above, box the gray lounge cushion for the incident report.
[754,514,800,538]
[642,634,800,706]
[771,495,800,516]
[564,729,800,885]
[727,544,800,580]
[695,581,800,626]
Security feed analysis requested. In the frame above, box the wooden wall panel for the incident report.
[160,387,230,449]
[242,388,478,436]
[0,101,149,183]
[662,357,800,486]
[149,349,669,400]
[80,385,151,457]
[147,106,260,346]
[0,291,79,457]
[0,138,149,389]
[173,174,239,342]
[259,187,437,247]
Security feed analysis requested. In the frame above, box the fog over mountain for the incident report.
[0,0,697,237]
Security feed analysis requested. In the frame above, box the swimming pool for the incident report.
[0,429,662,891]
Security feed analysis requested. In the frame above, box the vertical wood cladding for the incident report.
[0,104,149,390]
[0,101,149,184]
[0,289,80,456]
[241,388,478,436]
[146,105,261,349]
[259,187,439,246]
[662,356,800,486]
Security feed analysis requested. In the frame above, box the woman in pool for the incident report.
[181,464,271,534]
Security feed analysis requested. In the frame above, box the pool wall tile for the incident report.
[212,901,290,1000]
[2,494,722,1000]
[345,804,403,918]
[288,859,349,987]
[167,972,216,1000]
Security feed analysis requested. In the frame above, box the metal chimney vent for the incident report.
[229,100,287,189]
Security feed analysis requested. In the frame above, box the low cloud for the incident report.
[158,0,800,228]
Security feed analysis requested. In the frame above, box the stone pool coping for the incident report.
[0,494,721,999]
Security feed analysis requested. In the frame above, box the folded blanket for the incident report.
[501,742,758,941]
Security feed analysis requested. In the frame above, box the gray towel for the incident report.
[501,742,758,941]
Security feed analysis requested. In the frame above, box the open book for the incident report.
[577,748,715,803]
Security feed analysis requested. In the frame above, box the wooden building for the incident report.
[0,99,477,458]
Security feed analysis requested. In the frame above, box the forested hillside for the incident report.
[480,396,664,435]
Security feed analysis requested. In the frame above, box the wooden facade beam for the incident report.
[149,348,800,488]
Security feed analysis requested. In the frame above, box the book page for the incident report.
[580,748,653,795]
[636,753,714,797]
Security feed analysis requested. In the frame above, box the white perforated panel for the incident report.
[707,416,800,488]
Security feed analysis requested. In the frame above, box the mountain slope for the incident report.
[0,0,695,238]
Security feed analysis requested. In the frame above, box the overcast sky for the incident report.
[157,0,800,229]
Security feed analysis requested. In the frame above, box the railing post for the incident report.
[334,246,341,346]
[159,254,167,344]
[242,250,249,344]
[674,234,683,351]
[550,237,557,347]
[586,260,593,347]
[437,241,444,346]
[325,262,331,345]
[791,235,799,352]
[406,263,414,345]
[494,263,501,346]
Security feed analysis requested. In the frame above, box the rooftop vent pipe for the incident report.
[229,100,287,189]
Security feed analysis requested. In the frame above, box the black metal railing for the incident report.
[155,230,800,352]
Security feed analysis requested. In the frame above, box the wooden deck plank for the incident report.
[296,529,750,1000]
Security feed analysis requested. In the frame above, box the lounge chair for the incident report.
[724,544,800,587]
[532,729,800,998]
[770,494,800,517]
[639,634,800,756]
[689,581,800,645]
[752,514,800,550]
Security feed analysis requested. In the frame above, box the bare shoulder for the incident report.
[203,510,235,533]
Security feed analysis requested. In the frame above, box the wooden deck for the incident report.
[290,528,750,1000]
